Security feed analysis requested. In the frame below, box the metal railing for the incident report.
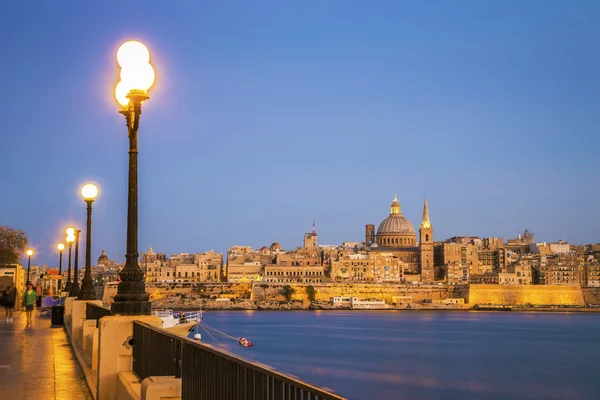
[133,321,345,400]
[133,321,182,379]
[86,302,111,327]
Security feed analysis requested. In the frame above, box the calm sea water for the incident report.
[190,311,600,400]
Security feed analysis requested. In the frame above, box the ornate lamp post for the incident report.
[111,40,155,315]
[69,229,81,297]
[25,249,34,284]
[78,183,99,300]
[57,243,64,291]
[65,230,75,292]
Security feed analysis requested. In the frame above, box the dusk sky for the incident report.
[1,1,599,267]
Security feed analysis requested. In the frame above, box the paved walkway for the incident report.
[0,310,92,400]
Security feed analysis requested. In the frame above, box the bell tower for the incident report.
[419,196,434,282]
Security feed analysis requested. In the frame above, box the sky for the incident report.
[0,1,599,267]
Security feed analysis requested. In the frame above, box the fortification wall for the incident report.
[468,284,585,306]
[251,283,456,303]
[102,282,251,306]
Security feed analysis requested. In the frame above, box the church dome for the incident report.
[98,249,109,263]
[377,215,415,235]
[270,242,281,251]
[376,195,416,235]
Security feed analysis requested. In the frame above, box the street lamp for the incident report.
[78,183,98,300]
[26,249,33,284]
[69,229,81,297]
[111,40,154,315]
[57,243,64,291]
[65,230,75,292]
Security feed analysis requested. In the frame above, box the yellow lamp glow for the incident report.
[115,40,155,106]
[66,234,75,244]
[81,183,99,201]
[66,227,75,236]
[117,41,150,68]
[115,81,130,107]
[57,243,65,251]
[120,63,155,92]
[26,249,33,257]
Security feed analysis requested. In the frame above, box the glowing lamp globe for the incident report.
[117,41,150,68]
[120,63,155,92]
[26,249,33,257]
[57,243,65,251]
[66,235,75,244]
[66,228,75,236]
[81,183,99,201]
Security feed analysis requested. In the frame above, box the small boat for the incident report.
[153,309,203,336]
[238,337,254,347]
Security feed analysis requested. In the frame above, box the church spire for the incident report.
[421,196,431,228]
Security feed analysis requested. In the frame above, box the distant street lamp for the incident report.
[111,40,155,315]
[25,249,34,284]
[78,183,99,300]
[65,230,75,292]
[69,229,81,297]
[57,243,64,291]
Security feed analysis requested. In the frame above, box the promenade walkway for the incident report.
[0,310,92,400]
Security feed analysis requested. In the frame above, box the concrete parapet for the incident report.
[468,284,585,306]
[72,300,102,345]
[64,297,76,337]
[82,320,96,351]
[141,376,182,400]
[116,371,141,400]
[97,315,162,400]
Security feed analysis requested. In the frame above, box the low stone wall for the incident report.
[582,288,600,305]
[102,282,252,307]
[468,284,585,306]
[251,283,456,303]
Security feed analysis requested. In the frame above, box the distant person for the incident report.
[3,283,17,323]
[23,282,37,326]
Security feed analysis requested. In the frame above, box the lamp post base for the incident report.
[111,300,151,315]
[69,282,80,298]
[78,277,97,300]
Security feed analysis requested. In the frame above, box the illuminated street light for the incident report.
[57,243,64,291]
[111,40,154,315]
[65,230,75,293]
[26,249,33,284]
[78,183,98,300]
[69,229,81,297]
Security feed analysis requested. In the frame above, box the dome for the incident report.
[98,249,109,263]
[270,242,281,250]
[260,246,269,251]
[377,215,415,235]
[370,242,379,248]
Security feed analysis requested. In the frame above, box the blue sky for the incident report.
[1,1,599,266]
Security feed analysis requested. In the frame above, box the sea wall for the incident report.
[468,284,585,306]
[250,283,458,303]
[102,282,252,307]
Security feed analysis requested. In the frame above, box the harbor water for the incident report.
[191,310,600,400]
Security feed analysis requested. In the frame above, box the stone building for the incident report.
[445,262,469,285]
[539,254,582,285]
[331,252,403,282]
[365,195,433,281]
[263,265,325,283]
[499,261,533,285]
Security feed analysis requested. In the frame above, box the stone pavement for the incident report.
[0,310,92,400]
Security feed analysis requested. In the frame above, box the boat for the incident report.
[152,309,203,336]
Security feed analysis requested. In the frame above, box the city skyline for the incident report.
[1,1,599,266]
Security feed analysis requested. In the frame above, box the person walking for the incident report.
[23,282,37,326]
[3,283,17,323]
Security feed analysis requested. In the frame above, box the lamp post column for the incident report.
[58,247,63,291]
[65,242,73,292]
[79,199,96,300]
[26,255,31,283]
[70,230,81,297]
[111,95,150,315]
